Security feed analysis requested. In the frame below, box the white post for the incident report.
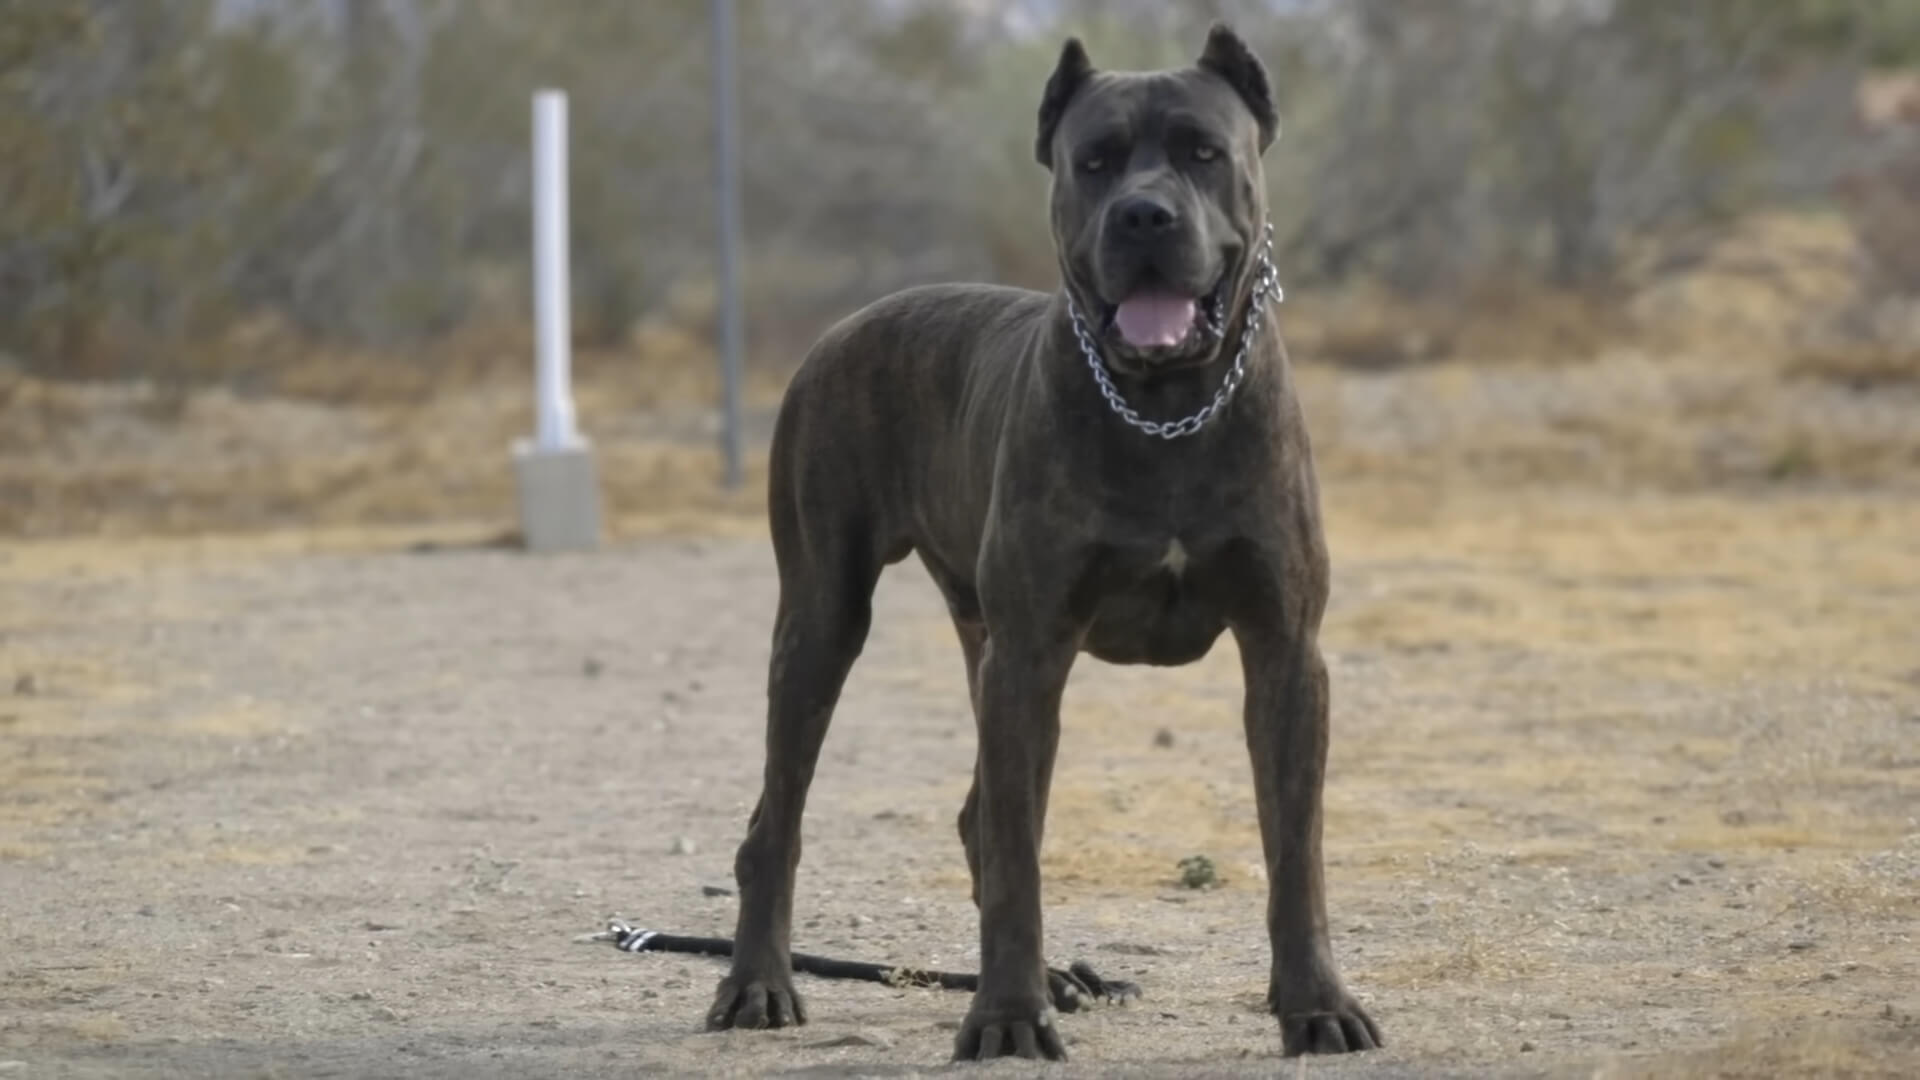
[532,89,577,450]
[512,89,602,553]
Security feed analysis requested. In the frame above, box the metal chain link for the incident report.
[1067,222,1282,440]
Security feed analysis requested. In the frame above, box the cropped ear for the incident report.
[1035,37,1095,169]
[1197,22,1278,151]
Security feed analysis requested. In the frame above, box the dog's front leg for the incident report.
[952,611,1077,1062]
[1235,620,1383,1056]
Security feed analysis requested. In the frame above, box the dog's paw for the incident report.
[1272,985,1382,1056]
[705,970,808,1031]
[952,999,1067,1062]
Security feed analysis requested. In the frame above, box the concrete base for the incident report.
[512,438,603,553]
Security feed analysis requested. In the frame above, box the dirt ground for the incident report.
[3,479,1916,1078]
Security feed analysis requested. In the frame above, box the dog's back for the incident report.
[768,282,1052,587]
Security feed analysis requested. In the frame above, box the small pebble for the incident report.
[582,657,604,678]
[1520,1041,1536,1052]
[1787,939,1815,951]
[849,913,871,929]
[669,836,696,856]
[11,673,34,696]
[1152,728,1175,748]
[375,1006,402,1021]
[701,884,734,898]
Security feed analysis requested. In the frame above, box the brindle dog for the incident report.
[704,23,1382,1062]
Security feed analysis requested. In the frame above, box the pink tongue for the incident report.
[1114,293,1197,348]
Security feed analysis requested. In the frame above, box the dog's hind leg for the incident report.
[947,616,987,906]
[915,555,989,908]
[707,458,890,1032]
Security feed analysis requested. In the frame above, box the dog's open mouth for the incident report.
[1103,279,1227,356]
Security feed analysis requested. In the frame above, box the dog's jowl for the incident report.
[706,23,1382,1062]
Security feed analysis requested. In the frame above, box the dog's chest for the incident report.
[1158,539,1191,577]
[1078,533,1236,666]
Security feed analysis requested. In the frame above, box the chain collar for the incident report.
[1066,222,1282,440]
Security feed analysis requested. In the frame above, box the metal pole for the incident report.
[710,0,746,490]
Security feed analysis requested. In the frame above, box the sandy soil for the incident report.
[2,485,1916,1079]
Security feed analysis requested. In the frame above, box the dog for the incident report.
[704,23,1381,1062]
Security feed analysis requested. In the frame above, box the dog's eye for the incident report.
[1080,156,1106,174]
[1193,144,1221,163]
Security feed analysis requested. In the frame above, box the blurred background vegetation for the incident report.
[2,0,1918,536]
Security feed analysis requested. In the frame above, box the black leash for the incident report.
[587,920,1141,1012]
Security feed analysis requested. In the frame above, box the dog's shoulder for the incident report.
[788,283,1052,435]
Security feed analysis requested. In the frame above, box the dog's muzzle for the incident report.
[1067,222,1282,440]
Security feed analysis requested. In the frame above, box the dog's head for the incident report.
[1038,24,1278,375]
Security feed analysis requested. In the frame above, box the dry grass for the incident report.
[1282,278,1626,372]
[1296,350,1920,492]
[5,341,1918,539]
[1786,344,1920,391]
[7,210,1918,539]
[0,365,777,538]
[1623,211,1867,354]
[1282,211,1876,374]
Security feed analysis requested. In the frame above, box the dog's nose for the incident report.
[1111,195,1177,237]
